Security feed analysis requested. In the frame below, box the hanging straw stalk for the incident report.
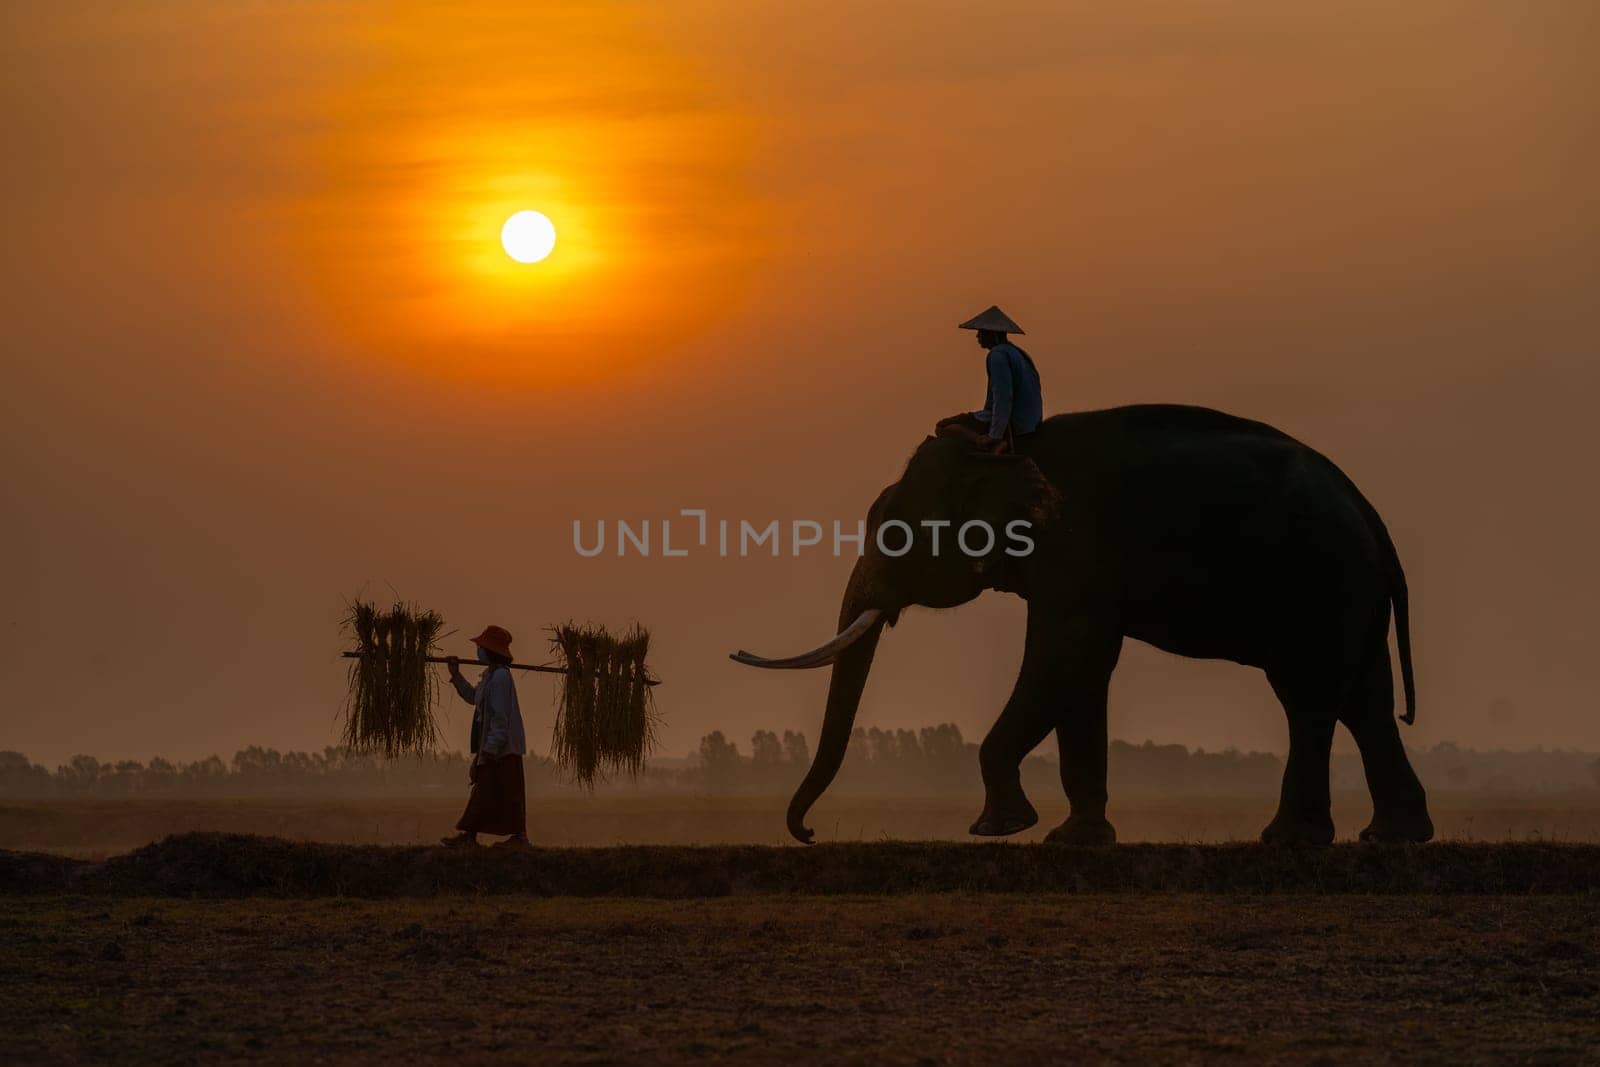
[340,600,447,758]
[550,622,659,786]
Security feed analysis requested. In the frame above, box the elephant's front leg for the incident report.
[970,611,1117,838]
[1044,707,1119,846]
[1043,627,1122,846]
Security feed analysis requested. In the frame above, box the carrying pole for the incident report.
[340,651,659,685]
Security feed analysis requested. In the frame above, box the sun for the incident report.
[500,210,557,264]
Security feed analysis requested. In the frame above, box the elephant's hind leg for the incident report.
[1261,665,1337,846]
[1343,652,1433,843]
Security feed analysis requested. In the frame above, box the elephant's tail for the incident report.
[1322,456,1417,724]
[1345,477,1417,725]
[1390,555,1417,726]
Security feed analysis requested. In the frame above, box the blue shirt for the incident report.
[972,342,1043,440]
[451,665,526,757]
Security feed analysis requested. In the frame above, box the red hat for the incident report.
[470,625,513,660]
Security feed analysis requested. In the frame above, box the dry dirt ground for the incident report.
[3,894,1597,1064]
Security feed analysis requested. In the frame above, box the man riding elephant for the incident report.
[734,404,1433,848]
[936,305,1043,454]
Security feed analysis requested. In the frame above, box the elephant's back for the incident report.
[1030,403,1390,631]
[1039,403,1299,453]
[1032,404,1330,490]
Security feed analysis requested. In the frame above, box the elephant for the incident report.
[732,404,1433,847]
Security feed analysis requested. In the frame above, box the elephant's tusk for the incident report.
[729,609,885,669]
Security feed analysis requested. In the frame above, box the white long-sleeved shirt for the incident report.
[450,666,526,757]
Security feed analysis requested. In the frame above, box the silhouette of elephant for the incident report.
[733,404,1433,847]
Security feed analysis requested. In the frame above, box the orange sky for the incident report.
[3,1,1598,766]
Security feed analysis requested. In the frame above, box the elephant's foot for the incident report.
[1044,815,1117,847]
[1358,810,1434,843]
[969,796,1038,837]
[1260,812,1335,847]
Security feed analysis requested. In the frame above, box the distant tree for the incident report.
[895,729,920,764]
[750,730,783,766]
[863,727,896,766]
[56,755,102,793]
[920,724,970,779]
[698,731,742,792]
[0,751,51,797]
[144,756,176,792]
[233,746,286,779]
[183,755,227,790]
[781,731,809,767]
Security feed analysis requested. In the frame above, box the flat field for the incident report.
[6,791,1599,856]
[4,891,1597,1064]
[6,823,1598,1064]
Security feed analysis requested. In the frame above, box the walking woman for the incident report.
[440,624,530,848]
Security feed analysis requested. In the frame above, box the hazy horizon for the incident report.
[4,1,1597,767]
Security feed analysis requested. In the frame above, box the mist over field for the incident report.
[6,729,1599,856]
[7,728,1600,800]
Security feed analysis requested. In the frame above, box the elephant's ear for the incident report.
[956,452,1061,566]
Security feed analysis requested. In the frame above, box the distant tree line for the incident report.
[695,727,1293,797]
[0,747,474,799]
[2,729,1597,799]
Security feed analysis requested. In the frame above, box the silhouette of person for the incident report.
[439,625,530,849]
[935,305,1042,454]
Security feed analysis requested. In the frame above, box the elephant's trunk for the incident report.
[782,557,889,843]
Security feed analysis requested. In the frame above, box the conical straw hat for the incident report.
[957,305,1024,334]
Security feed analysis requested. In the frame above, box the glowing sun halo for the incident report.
[500,210,557,264]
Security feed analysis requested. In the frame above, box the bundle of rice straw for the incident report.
[550,622,658,785]
[341,600,446,757]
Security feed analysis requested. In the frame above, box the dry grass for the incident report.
[549,623,658,785]
[340,601,446,758]
[8,794,1600,857]
[6,833,1600,898]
